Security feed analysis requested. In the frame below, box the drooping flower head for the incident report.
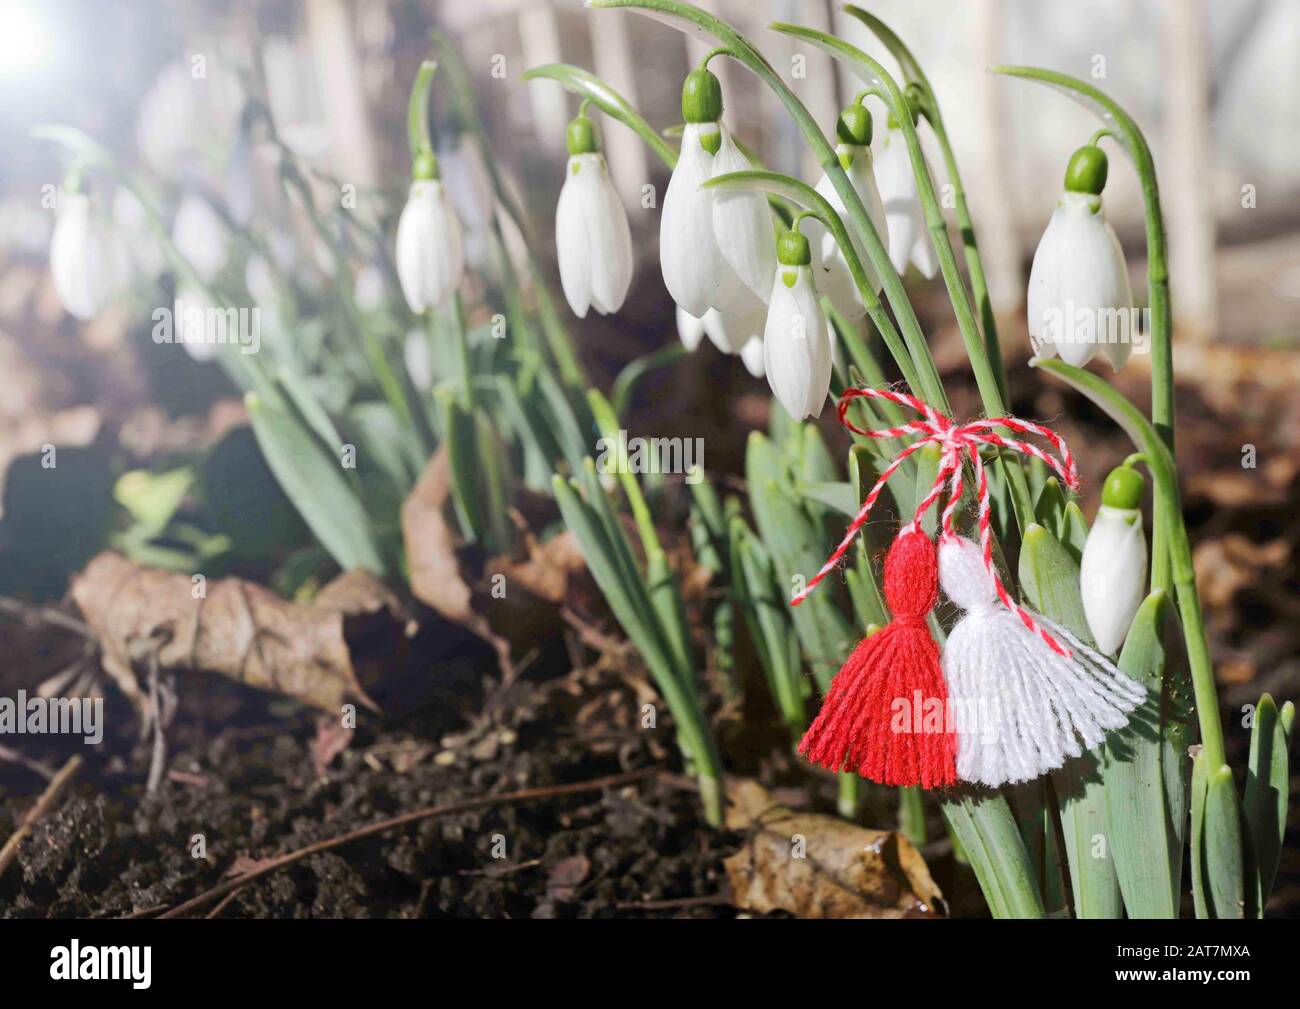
[873,97,937,280]
[763,223,831,420]
[50,184,130,321]
[810,99,888,321]
[395,141,465,315]
[554,112,633,318]
[1028,142,1134,369]
[661,63,775,320]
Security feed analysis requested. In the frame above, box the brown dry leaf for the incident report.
[402,447,589,675]
[71,552,395,715]
[1193,534,1289,609]
[723,779,942,919]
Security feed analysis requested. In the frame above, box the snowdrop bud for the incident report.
[172,195,229,284]
[50,188,130,321]
[554,115,633,318]
[1080,464,1147,654]
[1027,144,1133,369]
[810,103,887,321]
[763,227,831,420]
[873,120,936,279]
[395,174,465,315]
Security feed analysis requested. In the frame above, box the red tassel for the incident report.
[798,530,957,789]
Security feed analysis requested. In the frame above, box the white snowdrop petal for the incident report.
[739,335,765,378]
[710,126,776,303]
[705,287,766,354]
[676,305,706,352]
[875,128,935,278]
[555,159,594,318]
[661,124,727,317]
[582,154,634,316]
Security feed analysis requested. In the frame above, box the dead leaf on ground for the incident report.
[722,779,943,919]
[401,447,590,676]
[71,552,400,716]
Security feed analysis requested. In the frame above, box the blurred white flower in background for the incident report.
[172,195,229,284]
[112,188,166,276]
[403,328,434,391]
[136,58,245,177]
[49,190,130,321]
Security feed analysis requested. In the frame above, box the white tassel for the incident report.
[938,536,1146,787]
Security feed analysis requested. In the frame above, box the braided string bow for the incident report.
[792,387,1080,657]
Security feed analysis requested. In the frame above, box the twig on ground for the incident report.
[0,755,83,877]
[0,743,56,781]
[615,894,733,911]
[0,596,96,640]
[158,767,659,918]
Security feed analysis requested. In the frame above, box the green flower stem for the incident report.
[993,66,1175,592]
[1032,357,1224,770]
[522,62,679,168]
[407,60,437,166]
[842,5,1009,402]
[772,23,1036,531]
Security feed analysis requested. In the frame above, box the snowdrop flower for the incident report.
[136,59,244,176]
[354,262,387,313]
[112,187,165,276]
[810,102,888,321]
[50,188,130,321]
[1027,143,1134,369]
[763,225,831,420]
[661,66,775,318]
[395,148,465,314]
[554,113,633,318]
[674,284,767,356]
[172,195,229,284]
[874,113,936,279]
[404,328,434,390]
[1080,464,1148,654]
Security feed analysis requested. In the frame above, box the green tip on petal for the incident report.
[682,68,723,124]
[566,115,600,155]
[697,125,722,155]
[776,229,811,267]
[1101,464,1144,509]
[836,103,872,147]
[1064,144,1108,195]
[412,148,439,181]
